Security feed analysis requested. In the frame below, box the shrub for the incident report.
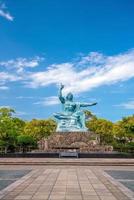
[112,141,134,153]
[17,135,36,153]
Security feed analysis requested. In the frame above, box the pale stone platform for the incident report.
[0,158,134,166]
[0,165,133,200]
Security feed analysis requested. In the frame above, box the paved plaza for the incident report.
[0,163,133,200]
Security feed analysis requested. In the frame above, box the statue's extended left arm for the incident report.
[80,102,97,107]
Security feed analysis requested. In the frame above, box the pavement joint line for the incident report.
[0,166,133,200]
[29,168,53,200]
[20,168,50,199]
[0,169,37,195]
[46,169,61,200]
[0,169,41,200]
[102,171,134,200]
[86,169,104,200]
[75,168,84,200]
[92,169,132,200]
[88,170,107,200]
[64,169,69,200]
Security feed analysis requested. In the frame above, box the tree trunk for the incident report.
[4,146,7,154]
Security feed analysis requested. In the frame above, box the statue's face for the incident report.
[66,93,73,101]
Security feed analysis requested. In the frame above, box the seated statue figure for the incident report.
[53,84,97,132]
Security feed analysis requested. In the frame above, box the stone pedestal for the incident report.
[46,131,102,152]
[38,132,113,153]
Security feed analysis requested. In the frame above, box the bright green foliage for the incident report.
[24,119,56,140]
[119,115,134,135]
[86,115,134,151]
[0,107,15,117]
[0,107,25,152]
[0,106,133,153]
[87,115,134,145]
[112,141,134,153]
[126,142,134,152]
[84,110,95,120]
[113,115,134,142]
[86,117,114,144]
[12,117,25,134]
[0,107,56,153]
[113,123,126,142]
[17,135,36,152]
[0,116,18,152]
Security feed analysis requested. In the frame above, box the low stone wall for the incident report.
[0,152,134,158]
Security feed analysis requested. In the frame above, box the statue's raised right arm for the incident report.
[58,83,65,104]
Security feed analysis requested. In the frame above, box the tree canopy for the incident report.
[0,107,133,153]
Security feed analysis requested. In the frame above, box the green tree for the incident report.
[86,117,114,144]
[0,107,15,117]
[0,116,18,153]
[0,107,25,153]
[113,115,134,143]
[17,135,36,153]
[24,119,56,140]
[12,117,25,134]
[121,115,134,135]
[84,110,95,120]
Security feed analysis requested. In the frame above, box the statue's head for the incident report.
[66,92,73,101]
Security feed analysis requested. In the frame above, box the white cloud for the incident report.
[34,96,59,106]
[0,72,21,90]
[14,111,28,116]
[0,72,21,89]
[0,56,44,73]
[116,101,134,110]
[0,105,11,109]
[0,3,13,21]
[1,50,134,94]
[0,86,9,90]
[27,50,134,94]
[0,72,20,81]
[16,96,34,99]
[0,56,44,88]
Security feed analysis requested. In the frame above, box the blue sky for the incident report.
[0,0,134,121]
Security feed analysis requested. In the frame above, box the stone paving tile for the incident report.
[0,165,133,200]
[93,169,133,200]
[99,196,117,200]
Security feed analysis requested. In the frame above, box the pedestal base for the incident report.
[38,132,113,153]
[46,131,103,152]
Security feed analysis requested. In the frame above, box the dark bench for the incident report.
[59,151,78,158]
[51,146,79,158]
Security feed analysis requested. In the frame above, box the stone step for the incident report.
[0,158,134,166]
